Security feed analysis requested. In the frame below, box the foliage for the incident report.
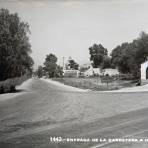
[79,66,89,72]
[0,74,29,93]
[43,53,62,78]
[36,66,43,78]
[67,57,79,70]
[0,8,34,81]
[111,42,131,74]
[89,44,108,68]
[54,65,63,77]
[111,31,148,78]
[101,56,113,69]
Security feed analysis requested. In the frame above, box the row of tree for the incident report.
[111,32,148,78]
[0,8,80,80]
[36,55,80,78]
[0,9,34,81]
[1,8,148,80]
[38,31,148,79]
[89,32,148,78]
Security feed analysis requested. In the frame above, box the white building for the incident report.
[141,61,148,84]
[84,65,102,77]
[83,67,94,77]
[84,65,119,77]
[63,70,80,77]
[104,68,119,76]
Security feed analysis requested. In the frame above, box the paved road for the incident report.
[1,78,148,148]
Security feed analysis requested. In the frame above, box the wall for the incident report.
[63,70,80,77]
[141,61,148,85]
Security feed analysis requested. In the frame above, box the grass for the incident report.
[52,77,136,91]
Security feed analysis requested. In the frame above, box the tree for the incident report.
[0,8,34,81]
[43,53,62,78]
[67,57,79,70]
[89,44,108,68]
[79,66,89,72]
[36,66,43,78]
[101,56,112,69]
[54,65,63,77]
[111,42,131,74]
[111,32,148,78]
[133,32,148,65]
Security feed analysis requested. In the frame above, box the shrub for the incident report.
[0,86,4,94]
[0,74,29,94]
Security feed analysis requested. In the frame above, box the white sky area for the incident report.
[1,0,148,69]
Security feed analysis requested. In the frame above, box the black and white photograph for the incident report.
[1,0,148,147]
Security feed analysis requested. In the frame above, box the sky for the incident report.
[1,0,148,68]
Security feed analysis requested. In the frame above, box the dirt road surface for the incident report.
[1,78,148,148]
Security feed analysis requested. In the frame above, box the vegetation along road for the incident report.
[0,78,148,148]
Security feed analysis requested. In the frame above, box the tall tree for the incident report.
[0,8,34,81]
[89,44,108,68]
[111,42,130,74]
[43,53,62,78]
[111,32,148,78]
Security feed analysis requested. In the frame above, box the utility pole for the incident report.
[63,57,65,71]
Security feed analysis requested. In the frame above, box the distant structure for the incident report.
[84,65,102,77]
[84,65,119,77]
[141,61,148,85]
[63,57,80,77]
[66,56,72,70]
[63,69,80,77]
[104,68,119,76]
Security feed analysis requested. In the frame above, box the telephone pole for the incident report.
[63,57,65,70]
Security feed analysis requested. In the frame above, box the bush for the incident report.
[10,85,16,92]
[0,74,29,94]
[117,74,135,80]
[0,86,4,94]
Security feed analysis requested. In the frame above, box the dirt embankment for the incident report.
[0,79,33,102]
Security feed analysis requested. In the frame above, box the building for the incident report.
[104,68,119,76]
[63,56,80,77]
[84,65,119,77]
[63,70,80,77]
[84,65,102,77]
[141,61,148,85]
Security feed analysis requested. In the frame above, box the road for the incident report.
[1,78,148,148]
